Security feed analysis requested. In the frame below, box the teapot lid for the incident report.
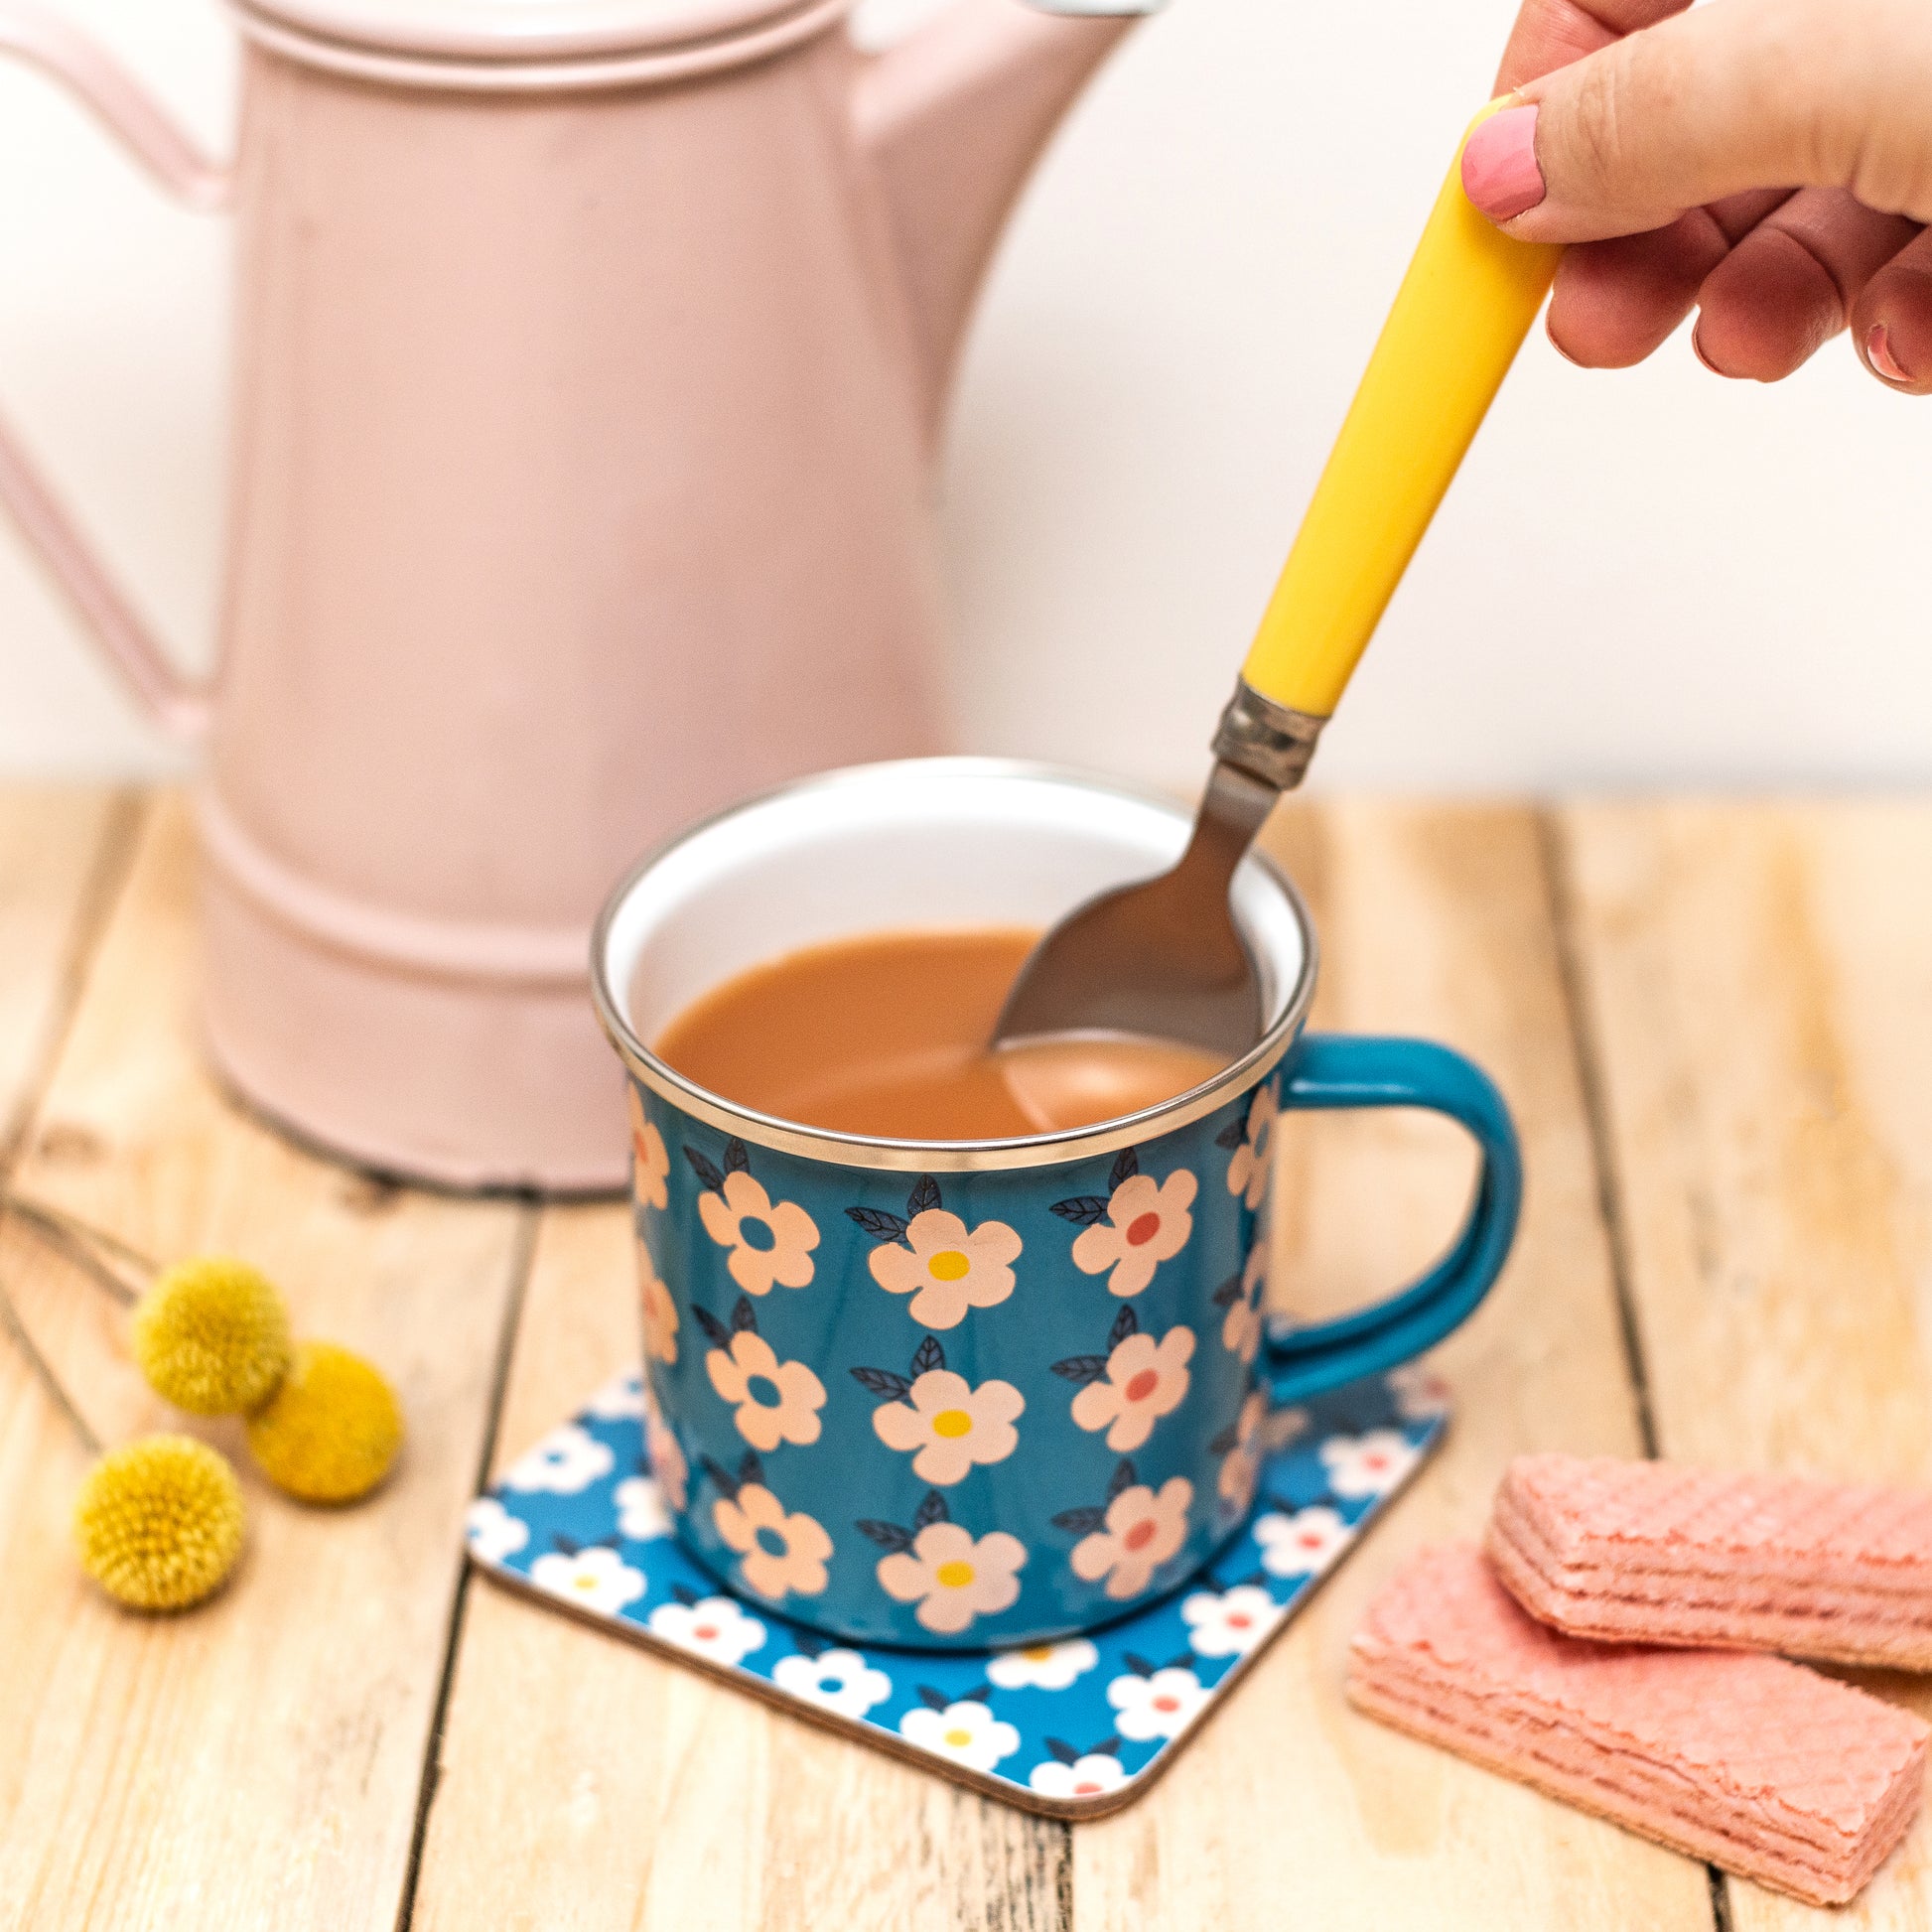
[237,0,825,65]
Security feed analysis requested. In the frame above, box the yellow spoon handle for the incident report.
[1240,102,1561,721]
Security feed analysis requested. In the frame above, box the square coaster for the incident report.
[466,1363,1448,1818]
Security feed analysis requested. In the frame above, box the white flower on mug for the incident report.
[465,1496,529,1565]
[898,1698,1021,1774]
[648,1593,766,1666]
[1055,1150,1197,1299]
[1221,1081,1281,1210]
[867,1491,1029,1636]
[1029,1751,1127,1801]
[628,1086,671,1211]
[1320,1428,1420,1500]
[1254,1503,1350,1579]
[850,1175,1021,1330]
[986,1637,1099,1693]
[1064,1465,1194,1602]
[690,1140,819,1296]
[1181,1583,1283,1659]
[1386,1362,1451,1422]
[770,1647,894,1720]
[1213,1388,1268,1520]
[614,1473,673,1542]
[713,1476,833,1601]
[1214,1242,1268,1365]
[530,1544,645,1617]
[585,1369,645,1421]
[644,1394,689,1513]
[502,1423,614,1496]
[1107,1664,1209,1742]
[856,1334,1023,1485]
[639,1245,680,1367]
[700,1311,826,1452]
[1056,1308,1194,1453]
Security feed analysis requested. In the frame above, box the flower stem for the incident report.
[0,1277,102,1455]
[0,1194,143,1306]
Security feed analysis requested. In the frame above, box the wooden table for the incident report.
[5,786,1931,1930]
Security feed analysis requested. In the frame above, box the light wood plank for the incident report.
[1560,799,1932,1932]
[413,1200,1068,1932]
[0,794,529,1932]
[1069,802,1715,1932]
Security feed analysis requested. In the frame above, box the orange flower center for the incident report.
[1074,1780,1102,1794]
[1124,1519,1158,1552]
[1152,1694,1179,1713]
[935,1560,976,1588]
[1125,1211,1163,1247]
[927,1249,971,1282]
[1022,1645,1054,1662]
[931,1409,974,1439]
[1124,1369,1160,1403]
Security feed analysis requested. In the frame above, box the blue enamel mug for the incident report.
[592,760,1520,1649]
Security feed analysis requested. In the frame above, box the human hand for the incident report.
[1466,0,1932,391]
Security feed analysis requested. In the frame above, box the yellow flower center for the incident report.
[574,1574,598,1591]
[935,1559,976,1588]
[1022,1645,1054,1662]
[931,1409,974,1439]
[944,1727,974,1748]
[926,1249,971,1282]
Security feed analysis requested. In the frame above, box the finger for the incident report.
[1493,0,1691,92]
[1852,222,1932,393]
[1694,189,1922,379]
[1546,191,1789,365]
[1465,0,1932,243]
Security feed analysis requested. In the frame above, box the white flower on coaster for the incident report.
[986,1637,1099,1692]
[640,1247,679,1368]
[1107,1664,1209,1741]
[1254,1504,1350,1578]
[771,1647,894,1720]
[644,1399,689,1513]
[857,1334,1023,1485]
[530,1544,645,1616]
[1065,1465,1193,1602]
[898,1697,1021,1774]
[713,1475,834,1601]
[701,1315,827,1452]
[868,1491,1029,1636]
[1386,1363,1450,1421]
[1214,1242,1268,1365]
[629,1086,671,1211]
[1057,1151,1197,1299]
[1059,1310,1194,1453]
[465,1495,528,1564]
[502,1423,616,1495]
[614,1473,673,1542]
[690,1140,819,1296]
[1221,1081,1280,1210]
[1212,1389,1268,1521]
[586,1369,646,1420]
[1320,1429,1420,1500]
[1180,1583,1283,1659]
[1029,1749,1127,1800]
[648,1593,767,1666]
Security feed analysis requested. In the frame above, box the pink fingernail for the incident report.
[1461,105,1546,221]
[1867,323,1911,383]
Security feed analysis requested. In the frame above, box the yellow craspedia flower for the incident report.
[73,1434,245,1611]
[132,1256,291,1416]
[246,1340,403,1504]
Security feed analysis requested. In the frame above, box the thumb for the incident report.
[1461,0,1932,241]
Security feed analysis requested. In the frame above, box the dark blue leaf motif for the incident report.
[1045,1737,1080,1765]
[1109,1147,1140,1188]
[1093,1734,1121,1757]
[1052,1505,1107,1535]
[1166,1650,1196,1672]
[1122,1652,1159,1679]
[916,1685,951,1711]
[1211,1273,1244,1309]
[692,1305,733,1350]
[850,1365,913,1401]
[906,1173,942,1217]
[1049,1354,1110,1386]
[910,1335,946,1378]
[1214,1115,1247,1151]
[724,1138,751,1173]
[730,1295,758,1334]
[1107,1458,1139,1501]
[847,1205,911,1243]
[700,1454,739,1501]
[1207,1423,1239,1457]
[1049,1195,1112,1227]
[855,1518,914,1553]
[913,1489,950,1531]
[684,1145,727,1191]
[791,1629,833,1659]
[963,1681,991,1703]
[671,1583,701,1606]
[737,1450,765,1490]
[552,1533,582,1557]
[1108,1306,1140,1348]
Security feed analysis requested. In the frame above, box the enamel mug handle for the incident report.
[1263,1033,1522,1406]
[1239,101,1562,722]
[0,2,228,741]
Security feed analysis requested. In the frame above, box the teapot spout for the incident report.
[854,0,1142,437]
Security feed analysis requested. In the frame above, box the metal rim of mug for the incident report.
[589,757,1320,1174]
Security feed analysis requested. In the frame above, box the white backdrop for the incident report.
[0,0,1926,790]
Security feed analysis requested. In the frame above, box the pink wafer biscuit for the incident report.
[1347,1546,1927,1905]
[1489,1453,1932,1668]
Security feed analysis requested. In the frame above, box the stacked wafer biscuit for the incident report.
[1347,1454,1932,1907]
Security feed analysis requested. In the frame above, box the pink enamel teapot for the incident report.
[0,0,1144,1189]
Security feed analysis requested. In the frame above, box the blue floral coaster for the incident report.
[467,1363,1448,1818]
